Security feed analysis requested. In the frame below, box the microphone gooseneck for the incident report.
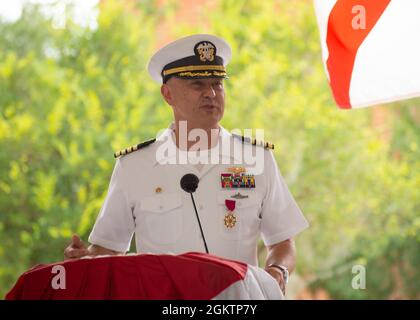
[180,173,209,254]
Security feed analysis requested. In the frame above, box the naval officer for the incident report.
[64,34,309,295]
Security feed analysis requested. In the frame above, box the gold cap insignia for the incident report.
[194,41,216,62]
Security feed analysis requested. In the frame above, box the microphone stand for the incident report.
[189,192,209,254]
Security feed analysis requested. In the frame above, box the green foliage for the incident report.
[0,0,418,299]
[0,1,168,296]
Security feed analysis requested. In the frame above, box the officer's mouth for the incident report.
[199,104,219,111]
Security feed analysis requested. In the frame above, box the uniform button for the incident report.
[199,204,204,210]
[159,205,163,210]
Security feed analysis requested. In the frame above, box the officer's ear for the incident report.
[161,83,173,106]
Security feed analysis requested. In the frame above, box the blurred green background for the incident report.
[0,0,419,299]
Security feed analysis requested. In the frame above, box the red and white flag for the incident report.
[314,0,420,109]
[5,252,283,300]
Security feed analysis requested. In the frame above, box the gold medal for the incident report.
[224,210,237,229]
[224,199,237,229]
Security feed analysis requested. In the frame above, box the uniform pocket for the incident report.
[140,193,183,245]
[217,192,261,241]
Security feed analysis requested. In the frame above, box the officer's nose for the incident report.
[203,84,216,98]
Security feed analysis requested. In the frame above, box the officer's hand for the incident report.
[64,234,90,260]
[265,267,286,295]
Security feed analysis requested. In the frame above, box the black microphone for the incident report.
[180,174,209,254]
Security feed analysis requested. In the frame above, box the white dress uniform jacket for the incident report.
[89,124,309,266]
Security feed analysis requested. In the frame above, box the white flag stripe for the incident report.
[313,0,337,82]
[314,0,420,109]
[213,265,285,299]
[350,0,420,108]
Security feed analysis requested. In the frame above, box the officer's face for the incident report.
[161,77,225,129]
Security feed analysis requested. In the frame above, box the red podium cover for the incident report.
[5,252,248,300]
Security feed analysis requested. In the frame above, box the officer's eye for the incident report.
[190,81,204,89]
[213,81,223,89]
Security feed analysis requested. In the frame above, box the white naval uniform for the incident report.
[88,125,309,266]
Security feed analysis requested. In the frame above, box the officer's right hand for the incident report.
[64,234,90,260]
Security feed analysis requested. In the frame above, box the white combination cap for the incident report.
[147,34,232,84]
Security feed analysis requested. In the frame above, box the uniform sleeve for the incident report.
[88,158,135,252]
[260,150,309,246]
